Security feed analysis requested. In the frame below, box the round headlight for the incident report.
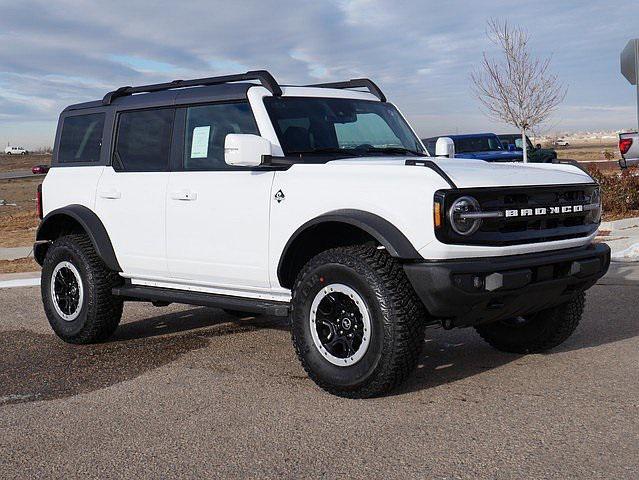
[448,196,482,235]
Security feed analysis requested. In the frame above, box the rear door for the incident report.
[166,102,274,289]
[94,107,175,278]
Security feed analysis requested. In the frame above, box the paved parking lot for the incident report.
[1,277,638,479]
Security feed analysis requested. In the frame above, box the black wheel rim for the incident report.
[310,284,371,366]
[51,262,83,321]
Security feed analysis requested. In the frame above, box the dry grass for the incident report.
[0,177,41,216]
[547,139,619,162]
[0,154,51,172]
[0,257,40,274]
[0,210,39,247]
[0,177,41,247]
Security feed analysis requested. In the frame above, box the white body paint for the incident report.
[42,86,598,301]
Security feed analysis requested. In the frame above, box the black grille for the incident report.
[436,184,600,246]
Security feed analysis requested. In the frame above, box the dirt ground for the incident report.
[0,257,40,274]
[0,177,41,273]
[0,177,40,253]
[0,153,51,172]
[547,139,619,162]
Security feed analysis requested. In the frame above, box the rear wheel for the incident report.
[290,246,426,398]
[41,234,123,344]
[474,293,585,354]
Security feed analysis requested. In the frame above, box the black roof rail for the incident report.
[307,78,386,102]
[102,70,282,106]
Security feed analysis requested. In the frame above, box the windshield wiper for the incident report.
[357,146,426,156]
[288,147,363,156]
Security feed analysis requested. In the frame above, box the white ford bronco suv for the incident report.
[35,71,610,397]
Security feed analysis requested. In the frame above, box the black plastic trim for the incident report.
[277,209,421,286]
[307,78,386,102]
[112,285,290,316]
[34,205,121,271]
[405,159,457,188]
[404,243,610,327]
[102,70,282,105]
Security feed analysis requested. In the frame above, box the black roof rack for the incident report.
[102,70,282,106]
[307,78,386,102]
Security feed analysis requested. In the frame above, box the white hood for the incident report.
[328,157,595,188]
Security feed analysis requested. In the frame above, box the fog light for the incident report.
[473,276,484,289]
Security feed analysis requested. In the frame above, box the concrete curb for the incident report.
[0,246,33,261]
[0,271,40,289]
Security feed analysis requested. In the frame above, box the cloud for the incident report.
[1,0,638,146]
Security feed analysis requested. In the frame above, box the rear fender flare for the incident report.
[35,205,121,271]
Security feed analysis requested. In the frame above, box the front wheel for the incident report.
[290,246,426,398]
[474,293,585,354]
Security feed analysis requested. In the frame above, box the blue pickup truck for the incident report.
[422,133,523,162]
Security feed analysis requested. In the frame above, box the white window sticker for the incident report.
[190,126,210,158]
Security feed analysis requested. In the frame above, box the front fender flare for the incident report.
[277,209,422,285]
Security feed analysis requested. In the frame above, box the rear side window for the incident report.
[183,103,258,170]
[58,113,105,163]
[114,109,174,172]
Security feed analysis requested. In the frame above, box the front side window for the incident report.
[58,113,105,163]
[264,97,424,159]
[114,109,174,172]
[183,103,258,170]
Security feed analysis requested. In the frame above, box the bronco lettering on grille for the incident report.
[505,204,584,218]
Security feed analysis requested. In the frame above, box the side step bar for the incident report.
[112,285,290,317]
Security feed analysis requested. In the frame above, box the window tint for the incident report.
[184,103,258,170]
[335,113,401,148]
[58,113,105,163]
[264,97,423,157]
[114,109,174,171]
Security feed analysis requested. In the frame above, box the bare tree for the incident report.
[471,18,566,162]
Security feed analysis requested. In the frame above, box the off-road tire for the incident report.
[474,293,585,354]
[290,245,426,398]
[41,234,123,344]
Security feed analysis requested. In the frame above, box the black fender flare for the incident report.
[277,209,421,285]
[35,204,121,271]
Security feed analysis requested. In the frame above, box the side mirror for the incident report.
[224,134,272,167]
[508,144,516,152]
[535,143,542,149]
[435,137,455,158]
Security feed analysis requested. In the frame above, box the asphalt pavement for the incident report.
[1,270,638,479]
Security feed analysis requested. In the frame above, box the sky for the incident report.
[1,0,639,148]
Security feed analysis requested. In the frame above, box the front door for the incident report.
[166,102,274,290]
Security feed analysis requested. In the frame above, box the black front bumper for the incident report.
[403,243,610,327]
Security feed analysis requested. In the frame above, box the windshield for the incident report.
[454,136,503,153]
[264,97,425,158]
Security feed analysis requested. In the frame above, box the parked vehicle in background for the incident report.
[554,139,570,147]
[32,165,50,175]
[35,70,609,398]
[498,134,557,163]
[4,146,28,155]
[422,133,523,162]
[618,132,639,168]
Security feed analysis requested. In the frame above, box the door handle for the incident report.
[99,188,121,199]
[171,190,198,201]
